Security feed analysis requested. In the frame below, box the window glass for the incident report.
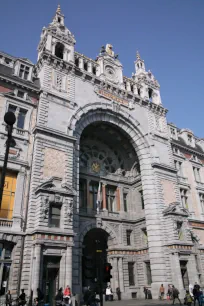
[89,182,98,209]
[0,171,17,219]
[146,261,152,285]
[128,262,135,286]
[49,205,61,228]
[127,230,132,246]
[17,109,27,129]
[123,193,127,212]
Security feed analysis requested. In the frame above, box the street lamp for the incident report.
[0,111,16,208]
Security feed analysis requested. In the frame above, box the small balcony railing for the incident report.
[0,218,13,227]
[178,176,188,184]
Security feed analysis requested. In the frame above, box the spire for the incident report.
[135,51,146,75]
[56,4,61,14]
[136,51,140,60]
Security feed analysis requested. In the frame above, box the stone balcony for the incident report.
[196,181,204,190]
[0,218,13,228]
[178,175,188,185]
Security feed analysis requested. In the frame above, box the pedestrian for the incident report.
[18,289,26,306]
[6,290,12,306]
[193,282,201,306]
[184,290,193,306]
[168,285,173,300]
[198,290,204,306]
[56,288,63,306]
[143,287,148,299]
[105,285,112,301]
[84,287,92,306]
[63,286,71,305]
[159,284,165,300]
[172,285,181,305]
[116,287,121,300]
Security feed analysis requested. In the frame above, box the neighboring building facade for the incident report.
[0,5,204,303]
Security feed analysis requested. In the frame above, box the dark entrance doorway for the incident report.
[82,228,109,290]
[42,256,60,306]
[180,260,189,289]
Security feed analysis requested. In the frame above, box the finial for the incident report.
[136,51,140,60]
[56,4,61,14]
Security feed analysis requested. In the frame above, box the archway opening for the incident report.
[79,122,142,213]
[82,228,109,290]
[55,42,64,59]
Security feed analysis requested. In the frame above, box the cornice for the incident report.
[33,125,77,142]
[152,162,177,173]
[171,140,204,158]
[0,75,40,93]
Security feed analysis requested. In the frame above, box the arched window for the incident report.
[75,58,79,67]
[55,42,64,59]
[148,88,153,102]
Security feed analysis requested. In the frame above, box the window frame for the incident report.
[126,229,132,246]
[180,188,188,209]
[145,261,152,285]
[7,103,28,130]
[19,63,30,80]
[49,204,61,228]
[106,185,116,212]
[128,262,135,286]
[123,193,128,212]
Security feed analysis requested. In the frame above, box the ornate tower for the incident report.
[37,5,76,63]
[134,51,162,105]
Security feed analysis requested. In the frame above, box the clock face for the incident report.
[105,66,115,80]
[91,162,101,173]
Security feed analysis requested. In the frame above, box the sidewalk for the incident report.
[104,299,181,306]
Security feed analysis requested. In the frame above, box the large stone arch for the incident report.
[79,221,119,247]
[70,102,167,298]
[68,102,159,164]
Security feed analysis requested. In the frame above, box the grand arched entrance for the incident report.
[82,228,109,290]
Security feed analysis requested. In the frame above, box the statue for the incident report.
[106,44,114,57]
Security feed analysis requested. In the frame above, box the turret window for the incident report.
[19,64,30,80]
[148,88,153,102]
[55,42,64,59]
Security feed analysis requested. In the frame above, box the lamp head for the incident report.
[4,112,16,126]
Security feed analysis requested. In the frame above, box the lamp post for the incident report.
[0,111,16,208]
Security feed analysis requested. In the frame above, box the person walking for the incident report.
[172,285,182,305]
[143,287,148,299]
[193,282,201,306]
[6,290,12,306]
[168,285,173,300]
[159,284,165,300]
[184,290,193,306]
[116,287,121,300]
[105,285,112,301]
[18,289,26,306]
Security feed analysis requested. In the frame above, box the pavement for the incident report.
[104,300,184,306]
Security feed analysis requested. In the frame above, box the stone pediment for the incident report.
[163,202,189,217]
[35,177,76,196]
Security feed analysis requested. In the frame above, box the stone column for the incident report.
[118,257,124,292]
[109,258,114,290]
[126,81,131,92]
[59,252,66,289]
[133,84,138,95]
[12,170,25,230]
[66,246,72,289]
[187,254,199,285]
[87,62,92,73]
[116,188,120,211]
[113,257,119,291]
[170,253,183,291]
[79,58,84,70]
[102,184,106,210]
[33,244,41,298]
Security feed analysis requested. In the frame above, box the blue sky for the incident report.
[0,1,204,137]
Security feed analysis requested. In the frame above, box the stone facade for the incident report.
[0,5,204,302]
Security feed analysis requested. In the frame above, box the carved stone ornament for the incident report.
[66,198,73,222]
[187,228,200,244]
[163,202,189,217]
[41,196,50,219]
